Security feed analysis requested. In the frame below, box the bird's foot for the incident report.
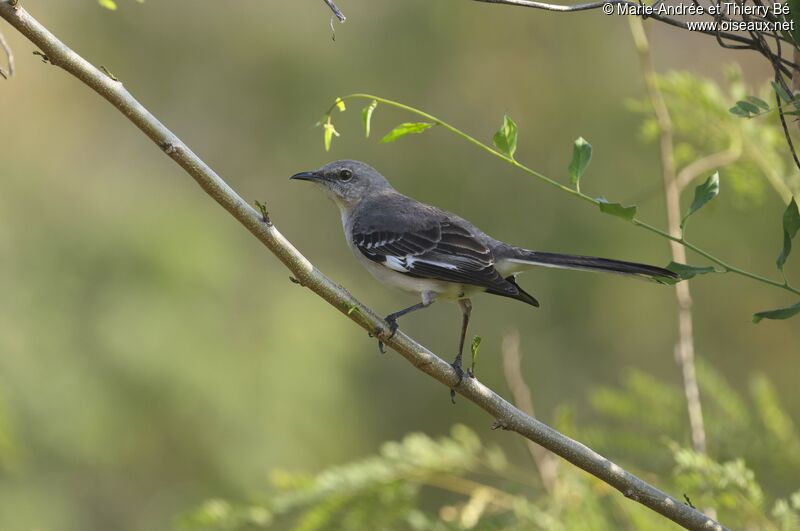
[449,354,466,403]
[372,316,399,354]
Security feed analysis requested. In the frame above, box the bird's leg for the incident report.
[450,298,472,403]
[375,293,436,353]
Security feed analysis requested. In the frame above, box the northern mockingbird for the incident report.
[291,160,677,384]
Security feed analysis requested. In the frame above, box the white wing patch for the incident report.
[406,256,458,270]
[381,255,460,274]
[384,256,410,272]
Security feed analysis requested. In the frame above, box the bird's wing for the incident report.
[353,220,515,294]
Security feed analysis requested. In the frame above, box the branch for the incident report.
[471,0,765,49]
[0,28,12,78]
[0,3,725,529]
[323,0,346,22]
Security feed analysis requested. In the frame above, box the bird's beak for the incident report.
[289,171,320,182]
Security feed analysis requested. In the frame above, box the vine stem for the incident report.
[335,93,800,297]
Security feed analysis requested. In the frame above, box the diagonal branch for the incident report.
[0,2,725,529]
[323,0,346,22]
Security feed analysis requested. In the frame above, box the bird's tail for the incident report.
[501,248,679,283]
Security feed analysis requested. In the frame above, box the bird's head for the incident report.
[290,160,391,211]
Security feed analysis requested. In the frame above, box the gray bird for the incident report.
[291,160,677,385]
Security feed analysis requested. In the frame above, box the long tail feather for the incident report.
[503,249,678,283]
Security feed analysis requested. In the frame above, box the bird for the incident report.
[291,160,678,388]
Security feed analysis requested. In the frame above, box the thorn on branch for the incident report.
[254,199,271,225]
[490,419,510,430]
[368,326,389,353]
[99,65,118,81]
[683,493,696,509]
[32,50,50,63]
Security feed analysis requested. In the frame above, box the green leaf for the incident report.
[492,115,518,158]
[596,198,637,222]
[323,121,339,152]
[746,95,770,111]
[98,0,118,9]
[334,97,346,112]
[777,197,800,271]
[471,336,482,358]
[736,100,761,114]
[664,261,716,284]
[681,172,720,229]
[362,100,377,138]
[752,301,800,323]
[772,80,793,103]
[470,335,482,374]
[380,122,434,144]
[729,105,750,117]
[568,137,592,192]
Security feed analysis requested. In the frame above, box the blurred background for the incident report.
[0,1,798,529]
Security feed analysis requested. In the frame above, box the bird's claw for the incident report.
[449,355,466,404]
[371,317,399,354]
[384,316,399,339]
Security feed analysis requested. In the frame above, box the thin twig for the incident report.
[323,0,346,22]
[0,3,725,529]
[0,28,13,78]
[472,0,762,47]
[630,17,708,456]
[501,329,559,493]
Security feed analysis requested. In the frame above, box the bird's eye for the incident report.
[339,169,353,182]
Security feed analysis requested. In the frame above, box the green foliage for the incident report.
[630,67,800,206]
[381,123,436,144]
[492,115,518,159]
[470,335,482,373]
[772,81,793,105]
[664,261,716,283]
[567,137,591,192]
[752,301,800,323]
[98,0,144,9]
[670,445,766,520]
[729,97,770,118]
[362,100,377,138]
[682,172,719,230]
[323,120,338,152]
[179,425,522,531]
[596,198,637,222]
[580,362,800,505]
[180,365,799,531]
